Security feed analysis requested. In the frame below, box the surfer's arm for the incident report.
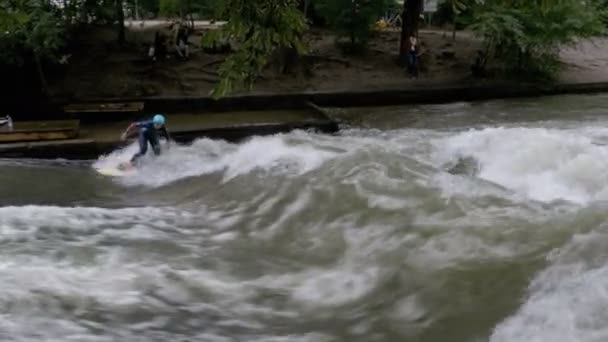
[121,122,139,140]
[160,126,172,142]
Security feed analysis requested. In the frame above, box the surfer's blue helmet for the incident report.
[153,114,165,126]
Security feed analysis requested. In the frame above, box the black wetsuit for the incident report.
[130,120,171,163]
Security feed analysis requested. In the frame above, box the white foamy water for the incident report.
[7,94,608,341]
[93,133,340,187]
[92,123,608,206]
[491,223,608,342]
[431,126,608,204]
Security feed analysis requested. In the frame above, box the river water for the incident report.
[2,93,608,341]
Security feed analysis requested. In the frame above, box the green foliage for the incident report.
[314,0,391,50]
[72,0,116,24]
[159,0,180,16]
[126,0,221,19]
[190,0,223,20]
[450,0,467,16]
[590,0,608,26]
[140,0,161,16]
[202,0,307,98]
[125,0,160,18]
[470,0,605,79]
[0,0,65,66]
[429,0,482,28]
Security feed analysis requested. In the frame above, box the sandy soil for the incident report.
[559,37,608,83]
[48,23,608,101]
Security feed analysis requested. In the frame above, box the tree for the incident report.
[125,0,160,19]
[399,0,422,62]
[314,0,391,51]
[116,0,125,44]
[0,0,65,96]
[159,0,181,17]
[202,0,307,97]
[469,0,605,78]
[450,0,466,39]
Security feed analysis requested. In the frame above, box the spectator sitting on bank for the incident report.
[149,31,168,62]
[175,25,190,60]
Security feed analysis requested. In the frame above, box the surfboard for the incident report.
[95,163,137,177]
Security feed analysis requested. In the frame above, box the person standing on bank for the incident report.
[175,25,190,60]
[407,35,419,79]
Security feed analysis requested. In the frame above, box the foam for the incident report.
[92,134,339,187]
[491,230,608,342]
[432,126,608,204]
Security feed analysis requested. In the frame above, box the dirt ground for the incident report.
[48,23,607,101]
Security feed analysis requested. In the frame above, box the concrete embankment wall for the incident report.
[4,80,608,159]
[59,81,608,116]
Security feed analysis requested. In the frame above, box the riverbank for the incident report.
[38,23,608,116]
[46,23,608,101]
[47,26,485,101]
[62,80,608,114]
[7,25,608,160]
[9,77,608,160]
[0,108,338,159]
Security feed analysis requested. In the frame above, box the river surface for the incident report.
[2,94,608,341]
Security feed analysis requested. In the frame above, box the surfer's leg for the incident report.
[130,130,148,163]
[149,131,161,156]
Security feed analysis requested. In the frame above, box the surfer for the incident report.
[118,114,172,169]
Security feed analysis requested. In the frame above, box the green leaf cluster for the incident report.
[202,0,307,97]
[314,0,391,49]
[0,0,65,66]
[159,0,180,17]
[470,0,606,78]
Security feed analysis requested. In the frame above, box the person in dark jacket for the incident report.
[118,114,172,169]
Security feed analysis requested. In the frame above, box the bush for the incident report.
[470,0,605,79]
[202,0,307,97]
[313,0,391,51]
[159,0,180,17]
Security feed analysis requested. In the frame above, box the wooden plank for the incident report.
[0,138,95,149]
[64,102,144,113]
[0,130,78,143]
[0,120,80,143]
[0,120,80,134]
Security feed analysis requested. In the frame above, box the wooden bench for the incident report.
[0,120,80,143]
[64,101,144,113]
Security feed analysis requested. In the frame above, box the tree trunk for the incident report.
[33,52,50,97]
[304,0,309,17]
[63,0,71,25]
[350,0,357,47]
[116,0,125,45]
[180,0,187,22]
[188,0,194,30]
[452,13,457,40]
[400,0,423,62]
[79,0,87,23]
[276,46,299,75]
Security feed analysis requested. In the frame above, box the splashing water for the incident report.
[431,126,608,204]
[92,134,340,187]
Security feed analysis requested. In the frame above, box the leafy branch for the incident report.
[202,0,307,98]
